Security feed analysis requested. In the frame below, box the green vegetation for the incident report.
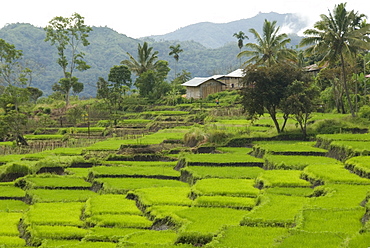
[1,4,370,246]
[275,231,347,248]
[296,208,364,234]
[133,186,192,207]
[88,165,180,179]
[208,226,288,248]
[345,156,370,178]
[256,170,311,188]
[26,189,96,203]
[85,194,142,216]
[16,175,92,189]
[180,166,264,183]
[264,155,339,170]
[184,153,263,166]
[302,163,370,185]
[241,194,308,227]
[24,202,85,226]
[192,178,259,197]
[251,141,327,157]
[95,178,188,194]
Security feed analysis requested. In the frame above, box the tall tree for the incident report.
[0,39,27,87]
[237,19,296,67]
[300,3,370,117]
[44,13,92,106]
[121,42,159,76]
[169,44,183,77]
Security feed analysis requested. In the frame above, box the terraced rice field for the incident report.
[0,130,370,247]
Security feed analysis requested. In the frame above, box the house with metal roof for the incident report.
[181,77,226,99]
[217,69,245,89]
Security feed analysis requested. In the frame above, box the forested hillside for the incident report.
[0,12,304,97]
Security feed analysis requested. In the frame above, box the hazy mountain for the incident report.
[0,12,305,97]
[146,12,308,48]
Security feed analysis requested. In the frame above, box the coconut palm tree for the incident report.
[300,3,370,117]
[121,42,159,76]
[237,19,296,67]
[169,44,183,77]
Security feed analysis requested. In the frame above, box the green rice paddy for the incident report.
[2,114,370,247]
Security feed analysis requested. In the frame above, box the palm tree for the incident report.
[300,3,370,117]
[169,44,183,77]
[233,31,248,66]
[237,19,296,67]
[233,31,248,51]
[121,42,159,76]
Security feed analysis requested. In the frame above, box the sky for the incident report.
[1,0,370,38]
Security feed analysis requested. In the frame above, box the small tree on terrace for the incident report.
[240,63,305,133]
[281,80,319,139]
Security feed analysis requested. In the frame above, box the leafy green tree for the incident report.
[169,44,183,77]
[0,39,29,87]
[108,65,132,88]
[0,85,30,145]
[135,60,171,100]
[44,13,92,106]
[300,3,370,117]
[237,19,296,67]
[240,63,305,133]
[121,42,159,76]
[51,74,83,103]
[281,80,319,139]
[26,87,43,104]
[97,65,132,113]
[123,42,171,100]
[66,105,86,127]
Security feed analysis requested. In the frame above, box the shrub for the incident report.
[313,119,362,134]
[183,127,206,147]
[358,105,370,119]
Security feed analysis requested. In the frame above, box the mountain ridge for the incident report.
[146,12,308,48]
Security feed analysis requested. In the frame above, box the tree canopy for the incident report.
[300,3,370,117]
[237,19,296,67]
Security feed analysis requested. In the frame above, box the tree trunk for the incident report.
[267,107,281,133]
[281,114,289,132]
[340,53,355,117]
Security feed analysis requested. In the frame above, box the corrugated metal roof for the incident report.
[182,77,225,87]
[226,69,244,78]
